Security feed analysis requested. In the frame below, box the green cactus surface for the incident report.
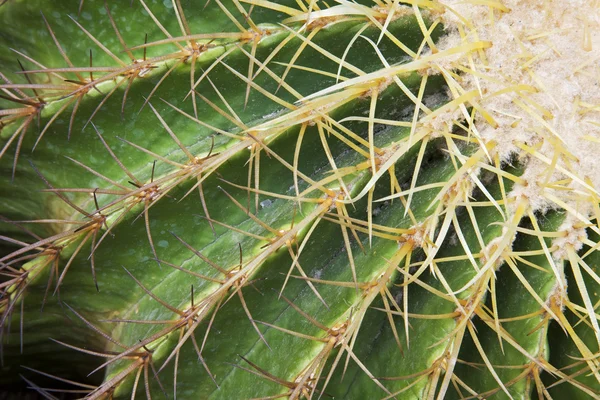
[1,0,600,399]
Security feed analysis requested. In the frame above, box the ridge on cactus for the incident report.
[0,0,599,399]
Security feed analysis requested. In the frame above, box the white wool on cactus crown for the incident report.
[430,0,600,216]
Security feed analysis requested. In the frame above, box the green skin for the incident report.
[0,1,598,399]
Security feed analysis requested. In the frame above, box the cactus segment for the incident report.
[1,0,600,399]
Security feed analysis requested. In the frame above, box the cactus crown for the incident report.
[1,0,600,399]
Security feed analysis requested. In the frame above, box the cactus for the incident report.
[1,0,599,398]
